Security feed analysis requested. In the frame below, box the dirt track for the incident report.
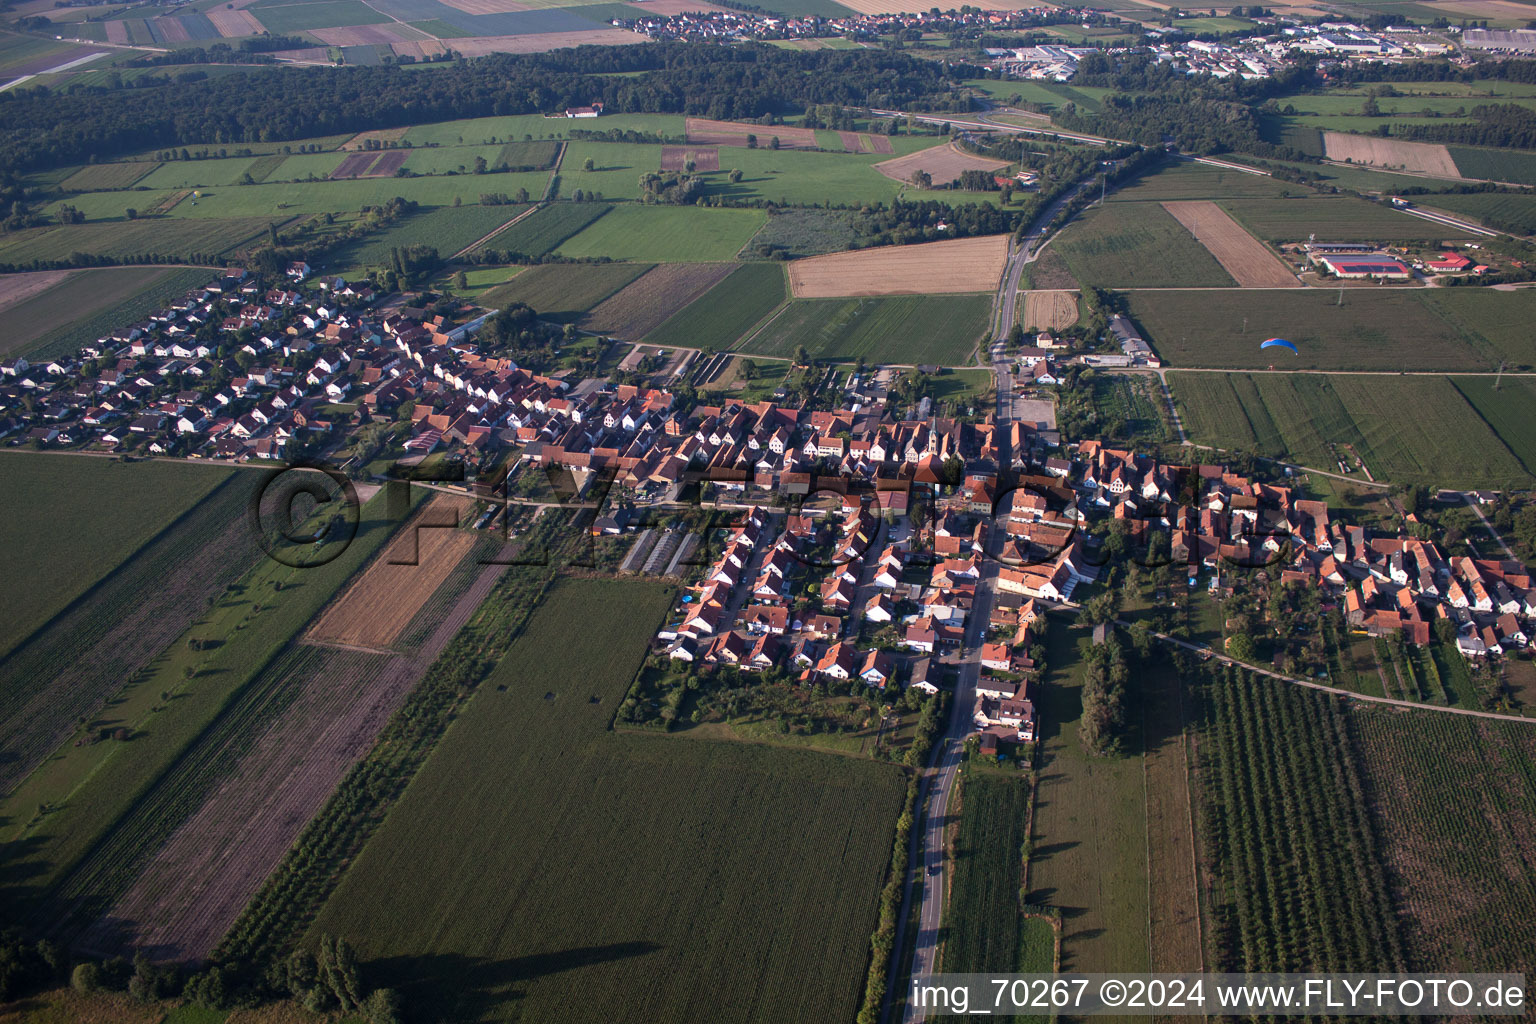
[1163,201,1299,288]
[787,234,1008,298]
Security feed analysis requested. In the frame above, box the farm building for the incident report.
[1425,252,1473,274]
[1313,254,1414,280]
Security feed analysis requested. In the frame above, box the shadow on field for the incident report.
[373,940,662,1021]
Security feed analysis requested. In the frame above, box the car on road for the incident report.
[929,863,941,876]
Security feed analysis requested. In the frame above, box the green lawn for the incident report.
[739,294,991,365]
[1127,288,1536,371]
[306,578,907,1024]
[1053,201,1236,288]
[643,261,787,351]
[555,204,767,262]
[0,456,232,660]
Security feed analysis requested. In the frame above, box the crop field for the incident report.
[307,495,474,651]
[0,266,209,359]
[331,204,525,270]
[1224,195,1456,243]
[493,139,560,169]
[479,261,652,321]
[1351,707,1536,972]
[685,116,818,149]
[581,262,736,339]
[1028,618,1148,974]
[0,486,411,928]
[1450,376,1536,475]
[0,268,71,312]
[1198,666,1406,972]
[643,261,787,352]
[1322,132,1460,177]
[1020,289,1078,331]
[1107,161,1300,202]
[1125,289,1536,371]
[1447,146,1536,186]
[0,456,232,662]
[0,218,269,266]
[306,578,907,1024]
[787,234,1007,298]
[1417,192,1536,235]
[1053,202,1236,289]
[1141,661,1202,975]
[741,294,990,365]
[1168,372,1528,485]
[0,473,259,797]
[943,773,1033,972]
[660,145,720,171]
[479,202,611,256]
[59,161,158,191]
[873,142,1009,185]
[1161,201,1299,288]
[555,204,768,262]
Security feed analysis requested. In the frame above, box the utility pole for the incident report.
[1495,360,1505,390]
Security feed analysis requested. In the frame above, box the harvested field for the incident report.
[660,145,719,171]
[427,28,644,54]
[148,190,190,214]
[787,233,1008,298]
[1021,289,1079,331]
[391,38,450,58]
[368,150,409,177]
[582,262,736,339]
[153,15,189,41]
[340,126,407,151]
[330,151,376,179]
[79,557,509,961]
[1322,132,1461,177]
[60,162,157,191]
[272,45,333,60]
[624,0,730,11]
[105,19,129,42]
[686,116,818,150]
[0,269,73,312]
[311,22,422,43]
[206,7,265,34]
[440,0,531,12]
[1163,200,1298,288]
[835,131,892,154]
[307,495,474,651]
[874,141,1009,185]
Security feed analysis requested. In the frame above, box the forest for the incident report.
[0,44,981,173]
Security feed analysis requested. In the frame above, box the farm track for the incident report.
[454,203,540,258]
[65,556,512,960]
[0,477,259,796]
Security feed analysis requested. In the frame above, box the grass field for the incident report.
[1027,617,1148,974]
[643,261,787,352]
[1126,288,1536,371]
[739,294,990,365]
[558,141,662,200]
[1053,202,1236,289]
[1447,146,1536,186]
[1168,372,1530,485]
[306,578,907,1024]
[0,456,231,661]
[479,202,611,256]
[399,113,687,149]
[0,265,209,360]
[1107,161,1302,202]
[0,218,268,265]
[1220,197,1458,242]
[943,772,1034,972]
[478,261,652,321]
[330,204,526,269]
[554,204,768,262]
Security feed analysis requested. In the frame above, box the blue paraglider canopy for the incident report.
[1260,337,1298,354]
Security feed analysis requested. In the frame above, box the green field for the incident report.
[1447,146,1536,186]
[306,578,907,1024]
[740,294,990,365]
[1415,192,1536,235]
[1221,197,1451,243]
[479,202,612,256]
[558,141,663,200]
[555,204,768,262]
[400,113,687,149]
[943,772,1035,972]
[1450,375,1536,477]
[0,456,232,660]
[59,162,159,192]
[1027,618,1148,974]
[643,261,787,351]
[479,261,651,320]
[251,0,390,32]
[0,265,210,360]
[330,203,527,269]
[1107,161,1301,202]
[1127,288,1536,371]
[397,144,511,177]
[1053,201,1236,288]
[1168,372,1530,485]
[0,218,269,265]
